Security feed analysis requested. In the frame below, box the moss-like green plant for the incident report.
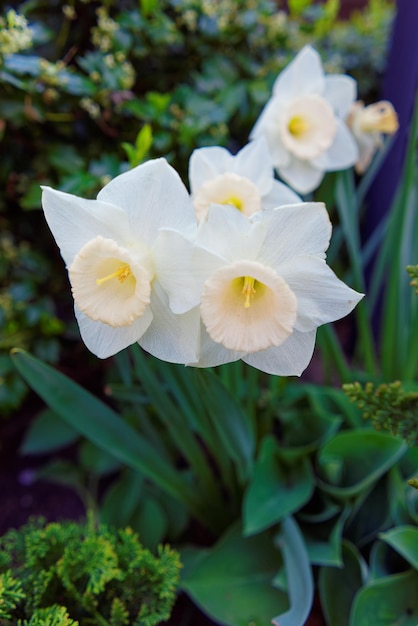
[18,605,79,626]
[407,264,418,294]
[0,517,181,626]
[343,381,418,447]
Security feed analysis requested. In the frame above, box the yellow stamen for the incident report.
[96,263,132,286]
[288,115,309,137]
[242,276,256,308]
[223,195,243,211]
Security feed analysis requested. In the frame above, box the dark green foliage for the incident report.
[0,231,65,415]
[0,517,181,626]
[343,381,418,447]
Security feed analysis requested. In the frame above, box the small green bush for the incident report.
[0,517,181,626]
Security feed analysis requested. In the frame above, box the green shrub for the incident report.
[0,517,181,626]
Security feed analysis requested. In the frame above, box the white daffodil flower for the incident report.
[41,158,200,362]
[346,100,399,174]
[161,202,363,375]
[250,45,359,194]
[189,137,300,221]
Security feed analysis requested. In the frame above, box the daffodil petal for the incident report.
[278,156,325,195]
[41,186,130,266]
[97,158,195,242]
[196,204,267,262]
[311,118,358,171]
[243,329,317,376]
[189,146,235,192]
[278,255,364,332]
[191,324,245,368]
[273,46,324,101]
[74,304,153,359]
[250,98,291,168]
[324,75,357,119]
[261,179,301,209]
[232,137,275,195]
[153,229,203,314]
[254,203,331,266]
[139,281,201,364]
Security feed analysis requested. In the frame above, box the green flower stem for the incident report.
[335,170,378,375]
[161,362,239,501]
[405,314,418,380]
[218,361,258,444]
[130,346,226,530]
[380,97,418,379]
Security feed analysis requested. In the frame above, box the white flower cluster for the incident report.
[91,7,119,53]
[0,10,33,57]
[251,45,398,193]
[42,144,362,375]
[41,45,398,375]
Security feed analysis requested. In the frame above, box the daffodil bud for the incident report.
[347,100,399,174]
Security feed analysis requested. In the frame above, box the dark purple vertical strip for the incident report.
[364,0,418,333]
[365,0,418,237]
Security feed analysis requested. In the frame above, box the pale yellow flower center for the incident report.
[96,263,132,285]
[280,95,337,160]
[69,236,152,328]
[201,260,297,353]
[194,173,261,220]
[241,275,257,308]
[223,195,244,211]
[288,115,310,137]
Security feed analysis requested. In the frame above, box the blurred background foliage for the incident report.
[0,0,395,415]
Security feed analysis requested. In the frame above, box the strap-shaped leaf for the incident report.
[11,349,204,522]
[272,517,314,626]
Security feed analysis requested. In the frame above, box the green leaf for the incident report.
[243,436,314,536]
[369,539,410,580]
[4,54,42,76]
[100,469,144,529]
[388,459,418,527]
[181,524,288,626]
[272,517,313,626]
[300,506,351,567]
[194,369,255,483]
[287,0,312,16]
[20,409,79,455]
[379,526,418,570]
[11,349,203,523]
[130,497,168,551]
[140,0,159,16]
[121,125,153,167]
[349,570,418,626]
[319,541,368,626]
[316,430,406,498]
[36,459,86,494]
[276,395,342,456]
[79,439,121,477]
[345,475,392,546]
